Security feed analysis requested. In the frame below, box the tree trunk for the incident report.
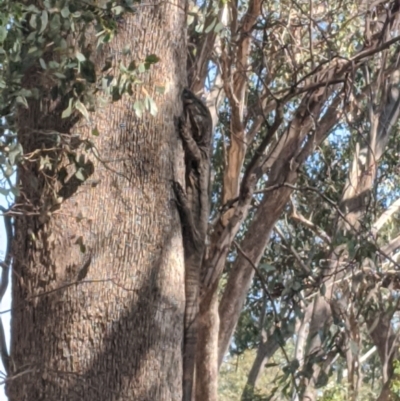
[8,3,187,401]
[196,288,219,401]
[241,333,283,401]
[217,88,341,366]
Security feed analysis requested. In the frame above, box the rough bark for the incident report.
[8,3,187,401]
[196,288,219,401]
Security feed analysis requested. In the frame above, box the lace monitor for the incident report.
[173,88,212,401]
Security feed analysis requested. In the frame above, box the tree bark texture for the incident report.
[196,288,219,401]
[8,3,187,401]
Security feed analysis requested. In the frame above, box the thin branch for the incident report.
[290,202,331,245]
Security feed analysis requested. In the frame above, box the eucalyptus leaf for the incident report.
[0,27,7,43]
[39,10,49,34]
[214,22,224,33]
[76,52,86,62]
[145,54,160,65]
[61,98,73,119]
[39,58,47,70]
[8,144,23,165]
[133,100,144,117]
[92,127,100,136]
[16,96,28,108]
[75,168,86,181]
[29,13,37,29]
[50,14,61,32]
[75,100,90,121]
[4,166,13,177]
[61,7,70,18]
[149,100,158,116]
[205,18,216,33]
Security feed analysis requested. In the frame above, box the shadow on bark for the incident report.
[8,223,182,401]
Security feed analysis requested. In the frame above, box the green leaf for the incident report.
[29,14,37,29]
[122,46,131,55]
[82,10,95,23]
[20,89,32,98]
[27,46,38,54]
[26,4,40,12]
[75,100,90,121]
[112,86,122,102]
[195,23,204,34]
[0,27,7,43]
[103,33,112,43]
[8,144,23,165]
[62,98,73,119]
[61,7,70,18]
[50,14,61,32]
[127,60,136,71]
[26,31,36,42]
[187,14,195,26]
[113,5,124,15]
[4,165,13,177]
[76,52,86,62]
[81,60,96,83]
[48,61,59,69]
[260,263,275,272]
[75,168,86,181]
[146,96,158,116]
[16,96,28,108]
[91,127,100,136]
[145,54,160,65]
[214,22,224,33]
[39,10,49,34]
[133,100,144,117]
[205,18,216,33]
[39,58,47,70]
[58,38,67,49]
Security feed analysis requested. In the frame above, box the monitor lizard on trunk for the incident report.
[173,88,212,401]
